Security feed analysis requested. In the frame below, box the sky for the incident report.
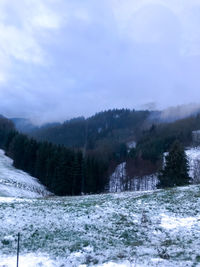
[0,0,200,124]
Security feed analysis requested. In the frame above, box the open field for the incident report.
[0,185,200,266]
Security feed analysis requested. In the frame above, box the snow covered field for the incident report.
[0,149,51,198]
[0,185,200,266]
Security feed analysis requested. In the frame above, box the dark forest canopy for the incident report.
[28,109,150,148]
[21,109,200,164]
[0,116,109,196]
[1,109,200,196]
[158,141,190,188]
[136,114,200,162]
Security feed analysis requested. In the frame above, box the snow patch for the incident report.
[161,214,200,229]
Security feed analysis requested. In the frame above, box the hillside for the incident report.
[14,109,200,157]
[109,147,200,193]
[0,185,200,266]
[27,109,150,149]
[8,110,200,195]
[17,109,200,165]
[0,149,51,198]
[0,117,109,196]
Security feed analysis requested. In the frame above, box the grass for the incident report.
[0,185,200,266]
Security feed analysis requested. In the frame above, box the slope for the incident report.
[0,149,51,198]
[0,185,200,266]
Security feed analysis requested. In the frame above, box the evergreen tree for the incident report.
[158,141,190,188]
[0,118,110,196]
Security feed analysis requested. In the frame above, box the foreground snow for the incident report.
[0,254,57,267]
[0,185,200,266]
[0,149,51,198]
[0,254,132,267]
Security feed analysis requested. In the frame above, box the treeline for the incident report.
[30,109,150,150]
[135,114,200,162]
[23,110,200,185]
[0,117,108,196]
[2,110,200,195]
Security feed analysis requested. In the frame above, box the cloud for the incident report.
[160,103,200,122]
[0,0,200,123]
[0,0,62,77]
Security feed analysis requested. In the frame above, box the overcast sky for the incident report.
[0,0,200,123]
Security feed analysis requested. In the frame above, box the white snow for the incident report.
[0,254,59,267]
[161,214,200,229]
[1,185,200,266]
[109,162,127,192]
[0,149,51,198]
[186,147,200,182]
[1,146,200,266]
[109,162,158,193]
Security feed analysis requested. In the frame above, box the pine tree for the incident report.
[158,141,190,188]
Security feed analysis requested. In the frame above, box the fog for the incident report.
[0,0,200,123]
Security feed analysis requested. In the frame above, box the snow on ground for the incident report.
[0,254,57,267]
[160,214,200,229]
[0,185,200,266]
[0,149,51,198]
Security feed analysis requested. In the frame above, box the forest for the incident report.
[1,109,200,195]
[0,116,108,195]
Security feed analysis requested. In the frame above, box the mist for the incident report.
[0,1,200,123]
[159,103,200,122]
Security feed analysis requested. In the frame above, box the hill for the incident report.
[9,110,200,194]
[10,118,39,134]
[28,109,150,149]
[20,109,200,165]
[0,185,200,266]
[0,116,109,196]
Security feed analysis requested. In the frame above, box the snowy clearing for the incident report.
[0,185,200,266]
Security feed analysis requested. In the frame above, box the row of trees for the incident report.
[136,114,200,162]
[30,109,150,151]
[0,117,108,195]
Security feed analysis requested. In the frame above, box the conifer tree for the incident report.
[158,141,190,188]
